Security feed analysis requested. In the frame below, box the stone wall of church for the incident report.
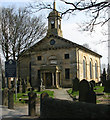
[77,48,101,82]
[31,47,77,88]
[18,55,30,80]
[18,46,101,88]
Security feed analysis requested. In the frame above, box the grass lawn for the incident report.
[14,90,54,104]
[67,89,79,98]
[94,86,104,93]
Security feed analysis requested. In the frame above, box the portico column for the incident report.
[40,72,43,89]
[56,72,59,88]
[52,73,54,87]
[44,73,46,87]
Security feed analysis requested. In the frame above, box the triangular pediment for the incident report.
[20,34,102,58]
[30,34,76,51]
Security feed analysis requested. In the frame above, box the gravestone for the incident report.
[89,82,94,91]
[87,90,96,104]
[8,88,14,109]
[90,80,96,87]
[104,80,110,93]
[22,79,26,93]
[79,79,90,102]
[28,88,37,116]
[79,79,96,104]
[40,93,49,116]
[17,79,22,93]
[101,68,107,86]
[2,73,6,88]
[0,89,2,105]
[2,88,8,106]
[26,77,31,91]
[72,77,79,92]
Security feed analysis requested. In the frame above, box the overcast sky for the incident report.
[0,0,108,68]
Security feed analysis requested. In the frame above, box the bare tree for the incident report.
[1,7,47,61]
[28,0,109,31]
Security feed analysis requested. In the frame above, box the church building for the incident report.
[18,1,102,88]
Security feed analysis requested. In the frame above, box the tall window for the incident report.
[65,54,69,59]
[38,56,42,61]
[51,20,55,29]
[90,60,92,79]
[83,58,86,79]
[65,68,70,79]
[95,62,98,78]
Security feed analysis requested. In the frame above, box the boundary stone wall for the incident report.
[40,93,110,119]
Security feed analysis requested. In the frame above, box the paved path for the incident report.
[48,88,73,101]
[1,105,28,118]
[0,103,40,119]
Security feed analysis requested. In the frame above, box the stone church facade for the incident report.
[18,1,102,88]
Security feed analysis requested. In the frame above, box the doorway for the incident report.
[45,72,52,88]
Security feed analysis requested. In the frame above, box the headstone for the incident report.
[104,80,110,93]
[72,77,79,92]
[0,59,2,105]
[90,80,96,87]
[2,88,8,106]
[2,73,6,88]
[40,93,49,116]
[101,68,107,86]
[89,82,94,91]
[37,78,41,92]
[22,79,26,93]
[8,88,14,109]
[79,79,96,104]
[17,79,22,93]
[0,89,2,105]
[87,90,96,104]
[79,79,90,102]
[107,63,110,80]
[26,77,31,90]
[28,88,37,116]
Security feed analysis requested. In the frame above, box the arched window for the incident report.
[95,61,98,79]
[51,20,55,29]
[90,59,92,79]
[83,57,86,79]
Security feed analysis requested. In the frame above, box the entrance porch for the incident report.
[39,66,61,89]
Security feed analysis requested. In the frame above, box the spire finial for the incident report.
[53,0,56,10]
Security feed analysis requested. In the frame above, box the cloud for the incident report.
[62,21,108,65]
[1,0,33,3]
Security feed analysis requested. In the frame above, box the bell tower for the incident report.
[47,0,63,37]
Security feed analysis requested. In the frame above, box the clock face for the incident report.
[51,20,54,24]
[50,39,55,45]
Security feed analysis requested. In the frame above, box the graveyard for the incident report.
[68,83,110,104]
[1,73,110,119]
[0,1,110,118]
[13,90,54,104]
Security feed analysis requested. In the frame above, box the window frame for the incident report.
[64,54,69,59]
[95,61,98,79]
[90,59,93,79]
[65,68,70,79]
[37,56,42,61]
[83,57,87,79]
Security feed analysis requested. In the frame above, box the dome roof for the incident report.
[48,10,61,18]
